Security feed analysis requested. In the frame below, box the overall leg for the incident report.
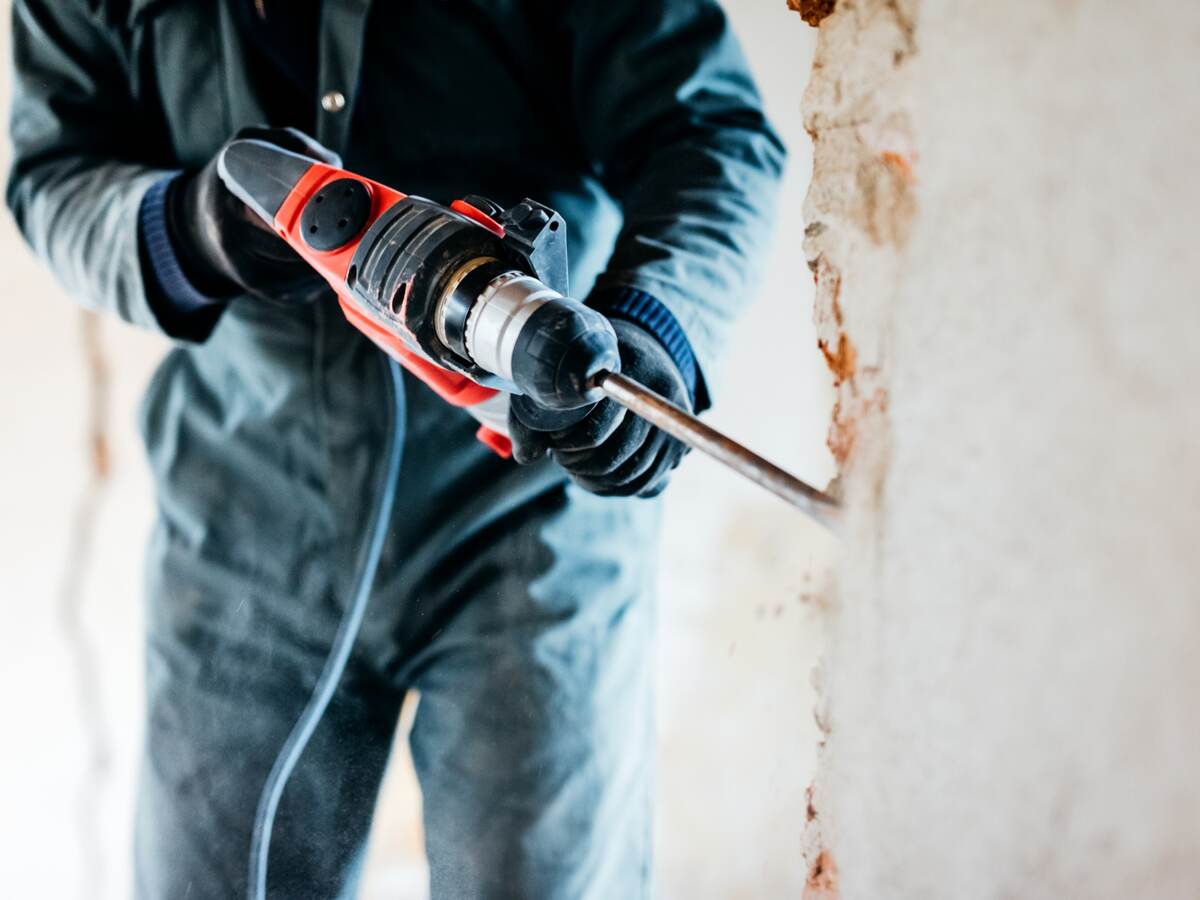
[398,485,662,900]
[134,527,404,900]
[133,337,408,900]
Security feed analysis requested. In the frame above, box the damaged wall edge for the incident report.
[793,1,922,893]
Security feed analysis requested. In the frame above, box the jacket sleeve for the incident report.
[566,0,786,409]
[6,0,174,333]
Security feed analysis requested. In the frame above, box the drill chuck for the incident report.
[437,261,619,409]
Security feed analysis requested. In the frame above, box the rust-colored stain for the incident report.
[827,388,888,466]
[881,150,916,184]
[857,152,918,248]
[827,398,855,465]
[807,249,884,465]
[91,432,111,480]
[804,850,840,899]
[796,590,822,610]
[805,782,818,822]
[810,253,844,326]
[787,0,837,27]
[811,252,854,387]
[818,333,857,386]
[81,311,112,481]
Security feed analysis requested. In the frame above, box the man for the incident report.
[8,0,783,896]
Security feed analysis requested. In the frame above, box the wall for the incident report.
[798,1,1200,897]
[0,3,832,898]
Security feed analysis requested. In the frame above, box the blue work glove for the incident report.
[165,126,341,303]
[508,319,690,497]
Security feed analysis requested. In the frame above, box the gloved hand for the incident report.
[509,318,691,497]
[166,126,342,303]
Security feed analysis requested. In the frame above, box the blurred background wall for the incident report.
[0,3,834,897]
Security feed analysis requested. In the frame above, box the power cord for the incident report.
[248,357,406,900]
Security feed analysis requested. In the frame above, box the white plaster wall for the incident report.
[0,3,832,898]
[801,1,1200,897]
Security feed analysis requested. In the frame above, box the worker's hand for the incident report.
[166,126,342,303]
[508,319,690,497]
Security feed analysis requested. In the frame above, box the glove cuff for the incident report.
[588,286,708,411]
[138,173,230,341]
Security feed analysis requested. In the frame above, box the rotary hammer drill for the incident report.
[217,138,836,523]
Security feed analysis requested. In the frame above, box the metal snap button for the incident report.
[321,90,347,113]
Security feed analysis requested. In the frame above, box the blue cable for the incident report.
[248,357,406,900]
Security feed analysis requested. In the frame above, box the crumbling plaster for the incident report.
[797,1,1200,898]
